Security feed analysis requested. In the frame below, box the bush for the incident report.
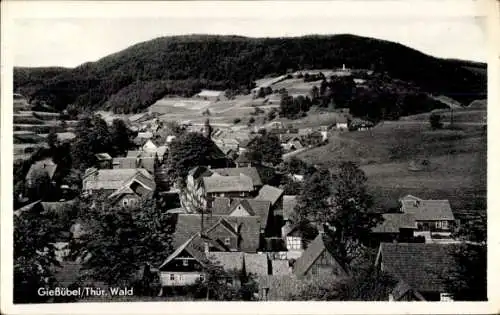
[248,117,256,124]
[429,112,443,129]
[233,118,241,124]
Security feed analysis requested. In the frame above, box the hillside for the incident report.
[14,34,486,113]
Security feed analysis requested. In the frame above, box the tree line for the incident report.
[14,34,485,114]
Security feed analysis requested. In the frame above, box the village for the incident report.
[13,65,486,303]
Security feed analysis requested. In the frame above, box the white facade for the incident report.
[160,272,205,286]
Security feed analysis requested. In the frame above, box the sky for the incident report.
[5,0,489,67]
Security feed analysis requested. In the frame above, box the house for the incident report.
[134,132,154,146]
[281,136,304,152]
[95,153,113,169]
[112,156,156,175]
[196,90,225,102]
[281,222,304,259]
[203,174,254,204]
[158,234,208,288]
[349,118,374,131]
[292,232,348,280]
[173,213,262,253]
[335,116,349,131]
[255,185,284,210]
[142,139,158,153]
[235,153,253,168]
[399,197,455,232]
[370,213,418,245]
[126,150,156,159]
[25,158,58,188]
[211,197,272,235]
[375,243,457,301]
[107,170,156,208]
[211,167,263,191]
[82,168,154,197]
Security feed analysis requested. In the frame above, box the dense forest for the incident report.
[14,34,486,114]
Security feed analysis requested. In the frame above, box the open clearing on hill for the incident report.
[296,118,486,212]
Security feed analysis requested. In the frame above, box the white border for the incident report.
[2,1,499,314]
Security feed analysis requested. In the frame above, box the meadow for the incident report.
[296,119,486,212]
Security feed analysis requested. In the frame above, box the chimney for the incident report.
[204,242,209,254]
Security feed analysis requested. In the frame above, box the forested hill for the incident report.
[14,34,486,113]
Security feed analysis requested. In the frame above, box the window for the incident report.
[123,199,128,207]
[224,237,231,246]
[199,274,205,282]
[442,221,449,229]
[436,221,442,228]
[287,237,302,250]
[170,274,175,281]
[183,259,189,266]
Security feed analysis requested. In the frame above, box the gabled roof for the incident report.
[230,198,271,227]
[112,156,156,174]
[203,174,254,193]
[126,150,156,158]
[377,243,456,293]
[228,199,256,216]
[371,213,417,233]
[211,167,262,187]
[399,194,423,202]
[292,233,347,278]
[158,234,207,270]
[282,195,298,221]
[197,90,224,98]
[255,185,284,206]
[174,214,261,252]
[401,199,455,221]
[206,217,239,236]
[142,139,158,152]
[244,253,269,276]
[26,158,57,181]
[208,252,244,272]
[95,153,112,161]
[82,168,152,191]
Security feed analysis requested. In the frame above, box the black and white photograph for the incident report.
[1,0,498,313]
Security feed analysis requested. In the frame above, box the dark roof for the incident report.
[112,157,156,174]
[82,168,153,191]
[282,195,297,221]
[371,213,417,233]
[211,197,232,214]
[257,275,306,300]
[292,233,347,278]
[230,198,271,226]
[244,253,269,276]
[255,185,284,206]
[211,167,263,187]
[158,234,208,270]
[202,174,254,193]
[401,199,455,221]
[174,214,261,252]
[208,252,244,272]
[377,243,456,293]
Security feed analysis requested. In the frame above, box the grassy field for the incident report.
[296,119,486,212]
[400,108,486,123]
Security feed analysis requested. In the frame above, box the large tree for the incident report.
[110,118,136,156]
[76,197,175,288]
[443,213,487,301]
[292,162,380,266]
[14,208,62,303]
[71,115,112,170]
[165,132,225,185]
[246,134,284,166]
